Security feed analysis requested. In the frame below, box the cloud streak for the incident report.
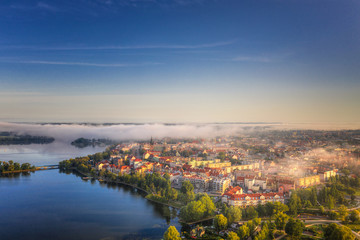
[9,2,60,12]
[1,40,236,51]
[0,60,162,67]
[232,56,273,63]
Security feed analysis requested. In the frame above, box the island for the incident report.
[0,160,36,174]
[0,132,54,145]
[71,138,115,148]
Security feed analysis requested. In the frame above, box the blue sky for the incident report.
[0,0,359,123]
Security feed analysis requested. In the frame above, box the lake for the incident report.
[0,140,106,166]
[0,143,180,240]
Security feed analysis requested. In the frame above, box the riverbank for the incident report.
[1,166,59,175]
[71,168,183,209]
[1,169,36,174]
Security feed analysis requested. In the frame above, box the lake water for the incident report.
[0,143,180,240]
[0,141,106,166]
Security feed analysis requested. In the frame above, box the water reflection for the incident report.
[1,170,181,240]
[0,140,105,165]
[60,169,179,224]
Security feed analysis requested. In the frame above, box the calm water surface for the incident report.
[0,143,180,240]
[0,141,106,165]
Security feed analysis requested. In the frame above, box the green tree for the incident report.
[180,180,195,203]
[304,200,313,208]
[198,194,216,217]
[273,201,289,214]
[324,223,354,240]
[214,214,228,233]
[265,202,276,217]
[348,210,360,223]
[338,205,348,222]
[327,195,335,210]
[274,212,289,231]
[285,218,304,239]
[245,206,258,219]
[310,187,318,206]
[225,206,242,225]
[227,231,239,240]
[238,224,250,239]
[256,203,266,217]
[13,162,21,170]
[328,210,340,220]
[289,193,301,215]
[163,226,181,240]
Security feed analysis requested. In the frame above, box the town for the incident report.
[60,129,360,239]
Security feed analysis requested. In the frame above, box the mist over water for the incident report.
[0,122,282,142]
[2,121,359,143]
[0,141,105,165]
[1,121,359,166]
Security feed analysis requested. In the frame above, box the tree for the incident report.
[245,206,258,219]
[214,214,228,233]
[225,206,242,225]
[255,221,270,240]
[13,162,21,170]
[348,210,360,223]
[180,180,195,203]
[265,202,276,217]
[256,203,266,217]
[285,218,304,239]
[163,226,181,240]
[227,231,239,240]
[324,223,354,240]
[310,187,318,206]
[328,210,340,220]
[273,202,289,214]
[198,194,216,217]
[238,224,250,239]
[289,193,301,215]
[274,212,289,231]
[327,195,335,210]
[179,194,215,222]
[338,205,348,222]
[304,200,313,208]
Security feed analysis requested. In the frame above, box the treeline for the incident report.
[289,175,360,213]
[0,160,36,173]
[179,193,216,222]
[216,202,306,240]
[118,172,178,202]
[0,132,54,145]
[59,148,112,170]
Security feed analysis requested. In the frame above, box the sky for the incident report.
[0,0,359,124]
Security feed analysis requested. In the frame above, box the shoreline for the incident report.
[71,168,182,209]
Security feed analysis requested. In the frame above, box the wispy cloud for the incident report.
[232,56,273,63]
[36,2,59,12]
[92,0,217,8]
[1,40,236,51]
[0,60,162,67]
[9,1,59,12]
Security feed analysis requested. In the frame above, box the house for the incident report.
[222,186,285,207]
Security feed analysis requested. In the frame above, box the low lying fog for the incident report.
[0,122,278,142]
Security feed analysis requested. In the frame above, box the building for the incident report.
[318,169,337,182]
[181,175,211,192]
[295,175,321,188]
[211,178,231,194]
[222,186,285,207]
